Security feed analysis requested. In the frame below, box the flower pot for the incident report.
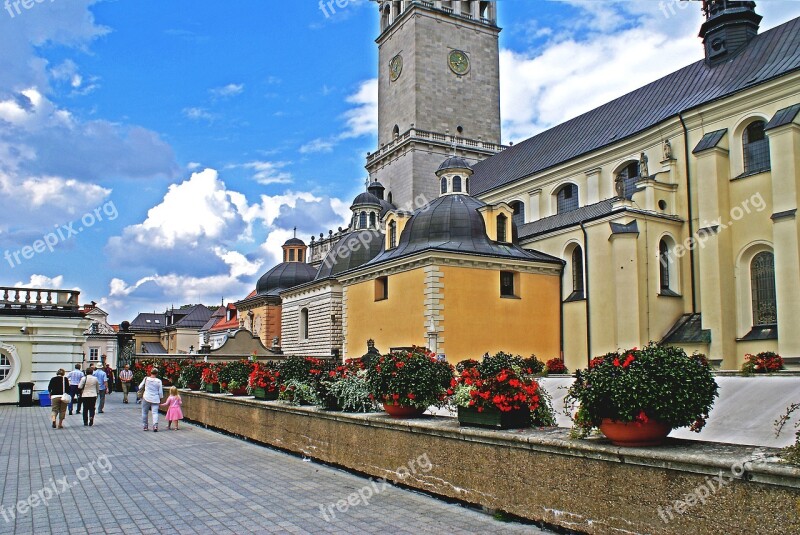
[600,418,672,447]
[253,387,279,401]
[187,383,200,391]
[205,383,221,394]
[383,403,425,419]
[458,406,531,430]
[228,386,248,396]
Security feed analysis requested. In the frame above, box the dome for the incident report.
[283,237,305,246]
[367,180,385,197]
[436,156,472,175]
[350,191,382,209]
[316,229,384,280]
[255,262,317,296]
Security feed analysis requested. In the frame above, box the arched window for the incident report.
[300,308,309,340]
[659,239,671,291]
[556,184,579,213]
[615,161,640,199]
[465,177,469,194]
[743,120,770,174]
[369,212,377,228]
[510,201,525,228]
[359,211,367,229]
[496,214,508,242]
[751,251,777,325]
[389,220,397,249]
[441,177,448,194]
[452,176,462,193]
[387,192,393,205]
[572,246,584,299]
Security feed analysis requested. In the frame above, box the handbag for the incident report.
[61,377,71,403]
[137,378,147,400]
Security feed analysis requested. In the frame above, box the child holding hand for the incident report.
[160,386,184,430]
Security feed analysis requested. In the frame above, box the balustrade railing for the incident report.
[0,287,80,313]
[366,127,508,165]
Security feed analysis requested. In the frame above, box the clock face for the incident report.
[389,54,403,82]
[448,50,470,75]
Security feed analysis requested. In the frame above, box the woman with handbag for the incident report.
[78,368,100,427]
[139,368,164,432]
[47,369,71,429]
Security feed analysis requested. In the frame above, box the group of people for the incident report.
[46,363,183,432]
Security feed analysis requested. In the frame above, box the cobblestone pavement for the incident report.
[0,396,551,535]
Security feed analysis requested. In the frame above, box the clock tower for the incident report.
[367,1,503,208]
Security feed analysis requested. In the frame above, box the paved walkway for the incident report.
[0,395,551,535]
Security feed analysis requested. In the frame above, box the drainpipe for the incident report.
[559,265,565,361]
[678,112,697,313]
[580,220,592,366]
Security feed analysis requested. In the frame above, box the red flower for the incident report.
[407,393,416,400]
[613,358,621,367]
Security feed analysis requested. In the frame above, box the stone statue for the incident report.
[639,152,649,178]
[366,339,380,355]
[662,139,673,160]
[614,175,625,199]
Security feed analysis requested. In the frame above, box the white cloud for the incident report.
[299,137,335,154]
[183,107,214,121]
[341,78,378,139]
[237,160,293,185]
[210,83,245,98]
[14,274,81,292]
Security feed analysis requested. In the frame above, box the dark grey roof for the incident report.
[518,199,617,240]
[283,237,305,246]
[739,324,778,341]
[662,314,712,344]
[437,156,472,174]
[765,103,800,130]
[256,261,318,296]
[128,312,167,331]
[169,305,215,329]
[141,342,168,354]
[609,221,639,235]
[200,306,226,332]
[351,191,382,208]
[693,129,728,153]
[316,229,384,280]
[471,17,800,195]
[365,194,563,267]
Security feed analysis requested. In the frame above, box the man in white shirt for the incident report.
[66,364,84,415]
[119,365,134,403]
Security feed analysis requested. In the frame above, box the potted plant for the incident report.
[279,380,319,405]
[741,351,784,375]
[566,343,719,446]
[219,360,253,395]
[201,364,221,393]
[452,352,552,429]
[248,362,280,401]
[366,348,454,418]
[544,358,568,375]
[320,358,377,412]
[177,362,207,390]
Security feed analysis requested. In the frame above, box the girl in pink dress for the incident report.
[160,386,184,430]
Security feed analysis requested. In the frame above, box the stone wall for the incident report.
[180,391,800,535]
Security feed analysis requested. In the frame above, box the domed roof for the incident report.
[255,261,317,296]
[436,156,473,174]
[350,191,382,209]
[283,237,305,246]
[316,229,384,280]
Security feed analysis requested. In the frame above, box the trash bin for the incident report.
[39,391,51,407]
[18,382,35,407]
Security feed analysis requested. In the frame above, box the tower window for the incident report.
[500,271,517,298]
[556,184,579,213]
[370,212,377,228]
[387,192,393,205]
[393,124,400,139]
[496,214,508,243]
[453,175,462,193]
[743,120,770,174]
[375,276,389,301]
[441,177,448,195]
[389,221,397,249]
[571,246,584,299]
[359,211,367,229]
[659,239,670,291]
[300,308,309,340]
[289,249,296,262]
[751,251,776,326]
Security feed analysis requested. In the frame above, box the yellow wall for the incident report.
[439,266,561,363]
[345,269,427,356]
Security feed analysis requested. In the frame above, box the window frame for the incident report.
[300,308,309,341]
[496,214,508,243]
[742,120,771,175]
[0,343,21,392]
[500,271,518,298]
[555,183,579,214]
[750,251,777,327]
[375,276,389,301]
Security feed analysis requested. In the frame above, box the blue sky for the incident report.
[1,0,799,323]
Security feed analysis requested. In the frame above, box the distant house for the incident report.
[128,305,214,355]
[81,303,118,368]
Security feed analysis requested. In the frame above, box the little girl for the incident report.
[160,386,184,430]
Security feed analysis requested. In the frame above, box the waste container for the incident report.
[18,382,35,407]
[39,391,51,407]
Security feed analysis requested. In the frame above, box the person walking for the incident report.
[78,369,100,427]
[67,364,84,415]
[160,386,184,430]
[119,365,133,403]
[139,368,164,432]
[103,359,115,393]
[47,369,70,429]
[93,365,109,413]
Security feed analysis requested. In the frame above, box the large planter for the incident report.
[253,387,279,401]
[600,418,672,447]
[228,386,248,396]
[383,403,425,419]
[458,406,531,430]
[205,383,221,394]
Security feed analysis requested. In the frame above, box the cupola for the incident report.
[435,156,473,197]
[699,0,761,66]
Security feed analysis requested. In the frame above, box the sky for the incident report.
[1,0,799,324]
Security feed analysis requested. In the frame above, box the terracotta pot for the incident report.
[600,418,671,447]
[383,403,425,419]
